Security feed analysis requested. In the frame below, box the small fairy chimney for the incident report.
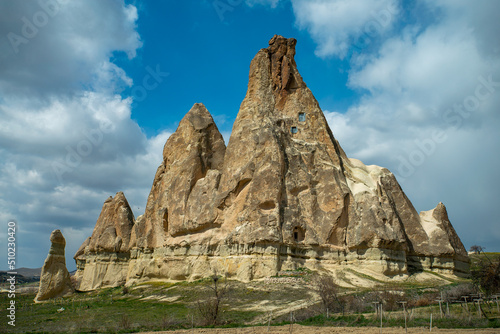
[34,229,74,302]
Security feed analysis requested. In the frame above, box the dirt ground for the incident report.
[140,325,500,334]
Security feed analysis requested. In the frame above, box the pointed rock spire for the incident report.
[86,191,135,253]
[35,230,74,302]
[419,202,468,260]
[131,103,226,248]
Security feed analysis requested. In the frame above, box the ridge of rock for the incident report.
[74,36,470,289]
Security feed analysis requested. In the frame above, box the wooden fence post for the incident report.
[398,301,407,334]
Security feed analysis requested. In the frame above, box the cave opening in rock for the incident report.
[293,226,305,242]
[162,210,168,232]
[291,126,298,134]
[298,112,306,122]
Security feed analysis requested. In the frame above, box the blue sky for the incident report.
[1,0,499,271]
[121,1,354,137]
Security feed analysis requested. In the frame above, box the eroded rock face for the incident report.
[130,103,226,249]
[74,192,135,291]
[88,191,135,253]
[409,202,470,274]
[75,35,470,289]
[35,230,74,302]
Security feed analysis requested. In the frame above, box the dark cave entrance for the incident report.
[293,226,305,242]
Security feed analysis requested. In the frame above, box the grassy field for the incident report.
[1,260,499,333]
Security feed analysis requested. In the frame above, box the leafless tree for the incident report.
[469,245,484,254]
[311,274,345,316]
[472,259,500,296]
[196,270,230,326]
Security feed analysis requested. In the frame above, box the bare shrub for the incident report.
[345,294,371,313]
[119,314,131,330]
[160,315,182,330]
[293,304,321,321]
[380,289,406,311]
[469,245,484,254]
[196,271,230,326]
[442,283,478,301]
[311,274,346,315]
[410,295,433,308]
[472,259,500,296]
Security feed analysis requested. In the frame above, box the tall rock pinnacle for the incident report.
[131,103,226,249]
[218,34,393,251]
[35,230,74,302]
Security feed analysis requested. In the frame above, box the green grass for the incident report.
[0,279,285,333]
[343,268,384,284]
[2,273,499,333]
[0,290,191,333]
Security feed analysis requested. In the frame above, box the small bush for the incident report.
[379,289,406,311]
[195,271,230,326]
[119,314,131,330]
[344,294,372,313]
[311,274,346,315]
[412,295,433,308]
[472,259,500,296]
[442,283,477,301]
[160,315,182,330]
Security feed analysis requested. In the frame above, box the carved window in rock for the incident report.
[298,112,306,122]
[291,126,298,134]
[293,226,305,242]
[162,210,168,232]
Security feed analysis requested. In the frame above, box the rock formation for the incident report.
[73,192,134,290]
[74,35,469,290]
[35,230,74,302]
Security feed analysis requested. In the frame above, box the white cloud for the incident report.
[0,0,142,98]
[0,0,169,270]
[321,1,500,251]
[291,0,399,58]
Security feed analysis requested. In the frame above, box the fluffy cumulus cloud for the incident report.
[0,0,169,270]
[291,0,400,58]
[323,1,500,251]
[0,0,141,97]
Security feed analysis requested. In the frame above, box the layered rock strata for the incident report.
[35,230,74,302]
[74,35,469,290]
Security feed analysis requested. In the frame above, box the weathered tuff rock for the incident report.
[73,192,134,290]
[35,230,74,302]
[75,35,469,290]
[130,103,226,248]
